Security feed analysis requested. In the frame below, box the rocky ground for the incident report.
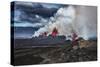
[13,40,97,66]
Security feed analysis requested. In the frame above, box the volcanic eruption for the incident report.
[32,5,97,40]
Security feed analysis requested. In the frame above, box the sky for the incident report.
[11,1,97,40]
[11,1,65,27]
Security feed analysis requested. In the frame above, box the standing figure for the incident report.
[51,27,58,37]
[72,32,78,46]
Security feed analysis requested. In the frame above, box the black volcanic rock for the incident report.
[14,42,97,65]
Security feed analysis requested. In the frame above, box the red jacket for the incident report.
[51,28,58,37]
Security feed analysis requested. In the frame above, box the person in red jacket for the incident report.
[72,32,78,46]
[51,27,58,37]
[41,32,47,37]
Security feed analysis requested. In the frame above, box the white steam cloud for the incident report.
[32,6,97,40]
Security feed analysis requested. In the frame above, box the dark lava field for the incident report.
[13,40,97,66]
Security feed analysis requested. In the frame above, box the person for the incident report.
[51,27,58,37]
[71,32,79,49]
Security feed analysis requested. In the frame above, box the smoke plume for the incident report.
[32,5,97,40]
